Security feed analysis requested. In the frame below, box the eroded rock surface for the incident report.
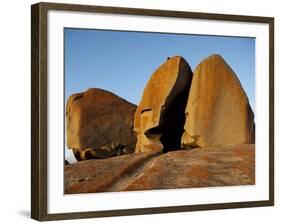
[65,144,255,193]
[64,152,159,193]
[181,54,255,148]
[66,88,137,161]
[134,56,193,153]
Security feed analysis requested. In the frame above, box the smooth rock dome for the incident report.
[181,54,255,148]
[66,88,137,160]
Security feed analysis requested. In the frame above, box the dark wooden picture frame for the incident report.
[31,2,274,221]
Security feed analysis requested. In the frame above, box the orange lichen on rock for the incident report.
[64,144,255,193]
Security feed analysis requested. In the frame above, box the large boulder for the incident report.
[65,144,255,193]
[181,54,255,148]
[66,88,137,161]
[134,56,193,153]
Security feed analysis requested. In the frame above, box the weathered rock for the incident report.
[124,144,255,191]
[64,144,255,193]
[134,56,193,153]
[181,54,255,148]
[72,143,135,160]
[64,152,160,193]
[66,88,137,161]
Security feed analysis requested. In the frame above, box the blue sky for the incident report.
[64,28,255,162]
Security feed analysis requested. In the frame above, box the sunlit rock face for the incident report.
[181,54,255,148]
[66,88,137,161]
[134,56,193,153]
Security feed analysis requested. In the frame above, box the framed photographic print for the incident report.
[31,2,274,221]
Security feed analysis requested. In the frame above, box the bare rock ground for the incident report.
[65,144,254,194]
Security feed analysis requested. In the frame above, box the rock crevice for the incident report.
[134,54,255,153]
[66,54,255,161]
[133,56,193,153]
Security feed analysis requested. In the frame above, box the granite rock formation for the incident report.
[134,56,193,153]
[65,144,255,193]
[181,54,255,148]
[65,54,256,193]
[66,88,137,161]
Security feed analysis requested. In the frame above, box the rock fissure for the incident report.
[134,56,193,153]
[95,152,162,192]
[65,54,256,193]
